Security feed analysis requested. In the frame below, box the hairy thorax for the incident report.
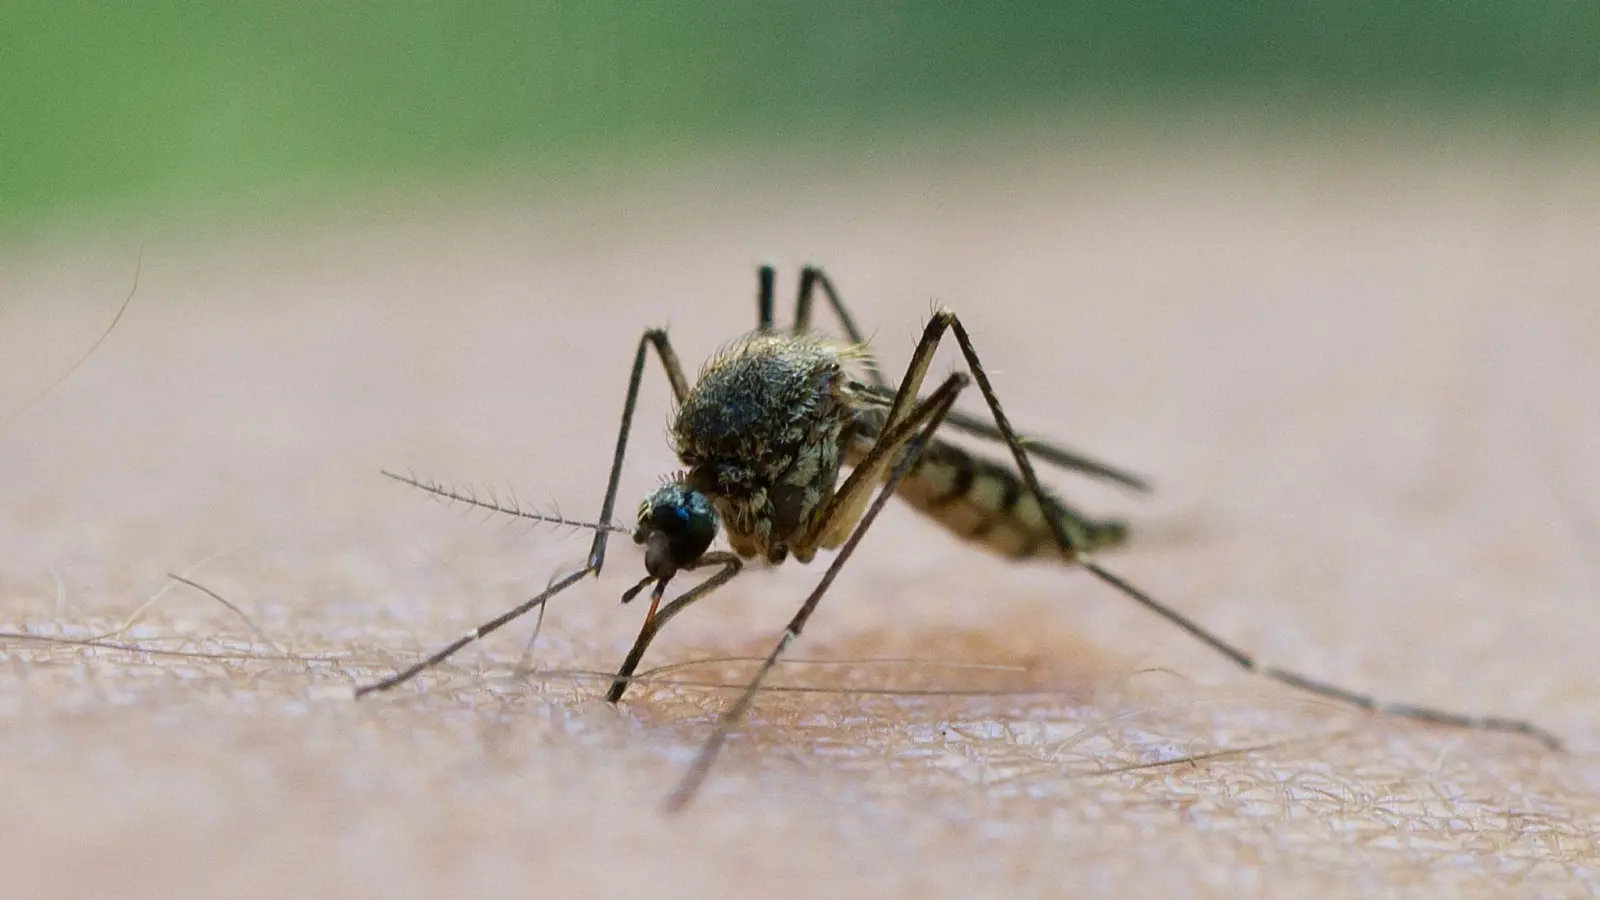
[672,332,865,564]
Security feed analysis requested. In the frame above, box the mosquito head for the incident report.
[633,479,719,583]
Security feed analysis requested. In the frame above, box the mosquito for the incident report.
[358,265,1562,812]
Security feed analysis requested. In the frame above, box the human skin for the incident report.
[1,133,1596,898]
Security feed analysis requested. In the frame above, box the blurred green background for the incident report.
[4,1,1598,234]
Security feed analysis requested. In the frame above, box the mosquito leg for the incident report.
[788,267,1148,491]
[791,267,1145,493]
[355,567,589,696]
[793,266,1141,495]
[357,327,693,696]
[917,308,1561,750]
[793,266,889,388]
[936,405,1152,492]
[1078,566,1562,748]
[664,371,968,812]
[606,552,743,704]
[756,264,778,332]
[588,328,692,572]
[855,382,1150,493]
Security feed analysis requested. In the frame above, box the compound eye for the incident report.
[635,482,719,579]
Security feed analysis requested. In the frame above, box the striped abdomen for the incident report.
[847,430,1128,561]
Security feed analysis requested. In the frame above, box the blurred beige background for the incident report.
[2,135,1598,898]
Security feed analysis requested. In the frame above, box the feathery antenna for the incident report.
[381,469,633,535]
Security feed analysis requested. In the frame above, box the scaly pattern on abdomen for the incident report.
[847,427,1127,560]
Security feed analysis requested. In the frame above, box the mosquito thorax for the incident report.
[634,480,719,580]
[671,332,865,562]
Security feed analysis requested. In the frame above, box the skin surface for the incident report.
[2,134,1597,899]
